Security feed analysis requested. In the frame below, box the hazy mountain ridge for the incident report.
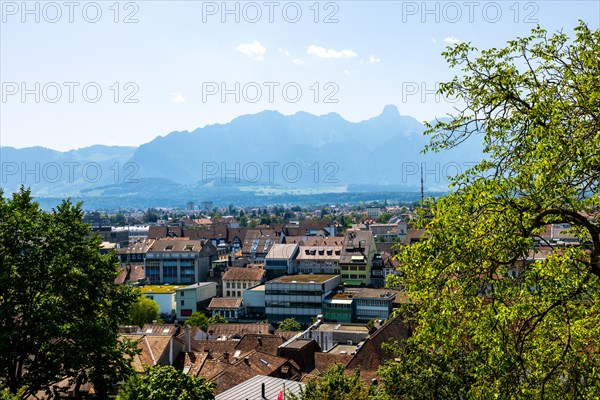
[1,106,484,205]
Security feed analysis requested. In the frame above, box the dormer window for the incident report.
[184,245,194,251]
[165,245,174,251]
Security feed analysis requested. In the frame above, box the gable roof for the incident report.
[208,298,243,310]
[234,334,286,356]
[147,238,203,252]
[222,267,265,282]
[206,323,273,339]
[210,350,300,394]
[345,316,410,381]
[241,230,280,255]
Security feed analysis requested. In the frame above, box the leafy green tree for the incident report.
[118,365,214,400]
[207,314,228,325]
[277,317,302,331]
[288,364,378,400]
[387,22,600,398]
[185,312,210,331]
[129,295,160,327]
[377,212,392,223]
[0,188,138,399]
[143,208,159,223]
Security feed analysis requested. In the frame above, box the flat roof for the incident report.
[249,284,266,291]
[176,282,216,291]
[326,344,359,355]
[334,288,397,300]
[281,338,314,349]
[317,323,370,333]
[139,285,180,294]
[270,274,338,284]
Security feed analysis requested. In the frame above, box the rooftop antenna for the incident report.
[420,166,424,205]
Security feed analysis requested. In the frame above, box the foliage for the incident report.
[0,388,24,400]
[129,295,160,327]
[0,187,139,399]
[207,314,228,325]
[288,364,380,400]
[366,318,376,330]
[118,365,214,400]
[377,212,392,223]
[277,317,302,331]
[185,312,210,331]
[387,22,600,398]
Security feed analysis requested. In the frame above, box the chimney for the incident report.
[223,351,229,362]
[261,383,266,399]
[244,356,250,365]
[185,325,191,353]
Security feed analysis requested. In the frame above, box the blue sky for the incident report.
[1,0,599,151]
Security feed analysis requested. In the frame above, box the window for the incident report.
[237,282,241,289]
[180,260,194,283]
[163,260,178,283]
[181,300,184,306]
[146,261,161,284]
[226,291,230,297]
[165,245,174,251]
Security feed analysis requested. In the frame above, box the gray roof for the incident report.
[215,375,304,400]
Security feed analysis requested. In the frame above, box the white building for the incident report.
[175,282,218,321]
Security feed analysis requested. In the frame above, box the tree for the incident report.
[118,365,214,400]
[387,22,600,398]
[129,296,160,327]
[185,312,209,331]
[377,212,392,224]
[288,364,378,400]
[277,317,302,331]
[207,314,227,325]
[143,208,159,223]
[0,188,139,399]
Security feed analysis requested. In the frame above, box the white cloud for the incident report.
[443,36,461,45]
[431,37,437,44]
[169,92,186,104]
[307,45,357,59]
[292,58,305,65]
[278,48,290,57]
[369,55,381,63]
[237,40,266,61]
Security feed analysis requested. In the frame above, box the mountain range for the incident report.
[0,105,484,208]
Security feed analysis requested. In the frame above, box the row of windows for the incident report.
[225,281,255,289]
[324,303,352,309]
[266,302,321,308]
[214,310,237,319]
[341,266,367,271]
[341,274,367,280]
[266,290,323,296]
[147,253,198,259]
[299,269,338,274]
[356,299,392,307]
[226,290,243,297]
